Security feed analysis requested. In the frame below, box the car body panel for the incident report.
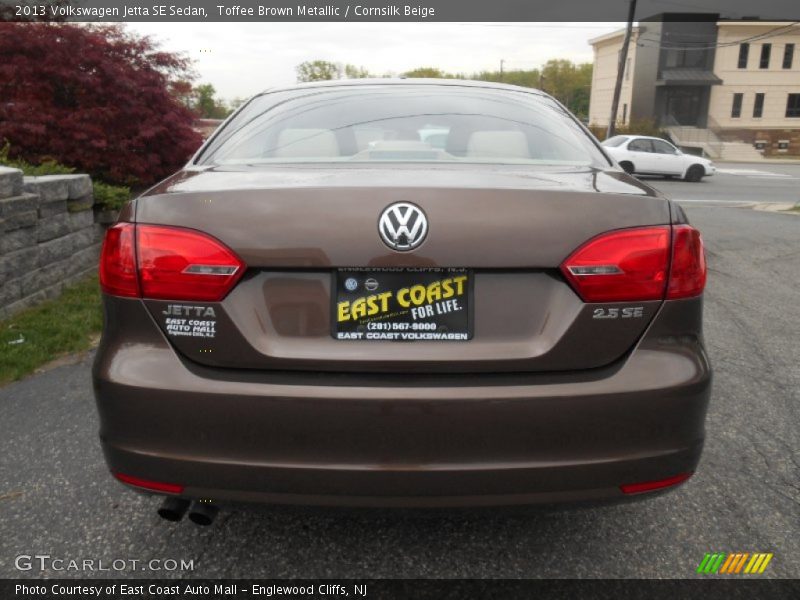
[94,295,709,507]
[135,166,669,373]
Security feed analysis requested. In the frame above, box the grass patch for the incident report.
[0,275,102,385]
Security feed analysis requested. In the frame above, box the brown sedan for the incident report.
[93,80,710,525]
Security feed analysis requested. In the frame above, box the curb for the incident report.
[751,202,800,214]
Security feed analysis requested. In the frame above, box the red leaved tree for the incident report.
[0,23,203,185]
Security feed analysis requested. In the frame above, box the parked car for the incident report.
[602,135,715,182]
[94,80,710,524]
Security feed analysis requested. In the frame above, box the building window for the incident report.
[665,48,706,69]
[783,44,795,69]
[753,93,765,118]
[622,103,628,124]
[731,93,743,118]
[786,94,800,118]
[760,44,771,69]
[738,43,749,68]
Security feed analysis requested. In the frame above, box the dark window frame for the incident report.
[783,44,795,69]
[753,93,765,118]
[738,43,749,68]
[786,94,800,118]
[760,44,771,69]
[731,93,743,118]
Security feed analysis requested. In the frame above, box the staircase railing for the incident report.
[664,115,723,159]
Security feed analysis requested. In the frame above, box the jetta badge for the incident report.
[378,202,428,251]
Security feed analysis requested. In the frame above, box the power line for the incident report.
[633,21,800,50]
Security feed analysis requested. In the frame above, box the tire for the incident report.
[684,165,705,182]
[619,161,634,174]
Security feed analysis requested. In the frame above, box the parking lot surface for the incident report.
[0,165,798,579]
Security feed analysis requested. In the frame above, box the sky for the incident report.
[125,22,623,102]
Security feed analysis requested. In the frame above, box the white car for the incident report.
[601,135,715,182]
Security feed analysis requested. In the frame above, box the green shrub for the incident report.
[0,141,75,176]
[92,181,130,212]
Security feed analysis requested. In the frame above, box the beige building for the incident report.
[588,28,641,129]
[588,15,800,157]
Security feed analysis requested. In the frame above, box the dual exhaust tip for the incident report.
[157,497,218,526]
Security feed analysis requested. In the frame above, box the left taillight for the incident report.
[137,224,245,302]
[99,223,139,297]
[99,223,245,302]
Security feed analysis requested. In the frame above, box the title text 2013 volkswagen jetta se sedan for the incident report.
[93,80,711,523]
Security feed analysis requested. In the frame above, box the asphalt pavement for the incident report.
[0,165,798,579]
[639,160,800,206]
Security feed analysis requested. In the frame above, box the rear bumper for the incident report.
[93,298,711,507]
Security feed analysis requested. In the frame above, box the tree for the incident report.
[228,97,247,112]
[539,59,593,119]
[402,67,460,79]
[296,60,342,82]
[343,64,373,79]
[193,83,229,119]
[170,79,195,109]
[0,23,202,186]
[403,61,593,119]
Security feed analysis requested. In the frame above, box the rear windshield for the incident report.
[197,85,608,167]
[601,136,629,147]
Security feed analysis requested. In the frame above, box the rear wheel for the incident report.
[619,161,634,174]
[684,165,705,182]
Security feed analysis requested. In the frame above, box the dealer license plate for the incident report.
[333,268,472,341]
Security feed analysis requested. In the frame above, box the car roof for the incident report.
[624,135,672,142]
[257,78,550,99]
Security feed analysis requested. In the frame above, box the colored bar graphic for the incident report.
[711,553,726,573]
[697,553,713,573]
[719,553,736,574]
[697,552,772,575]
[745,554,761,573]
[758,554,773,573]
[734,553,749,573]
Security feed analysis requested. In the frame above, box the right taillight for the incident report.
[560,224,706,303]
[560,226,671,302]
[667,225,706,299]
[98,223,245,302]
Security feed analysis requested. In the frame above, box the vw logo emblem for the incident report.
[344,277,358,292]
[378,202,428,251]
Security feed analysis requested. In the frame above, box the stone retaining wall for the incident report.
[0,167,105,319]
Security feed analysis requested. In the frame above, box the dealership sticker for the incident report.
[334,268,472,341]
[162,304,217,338]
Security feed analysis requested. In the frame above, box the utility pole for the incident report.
[500,59,505,82]
[607,0,637,139]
